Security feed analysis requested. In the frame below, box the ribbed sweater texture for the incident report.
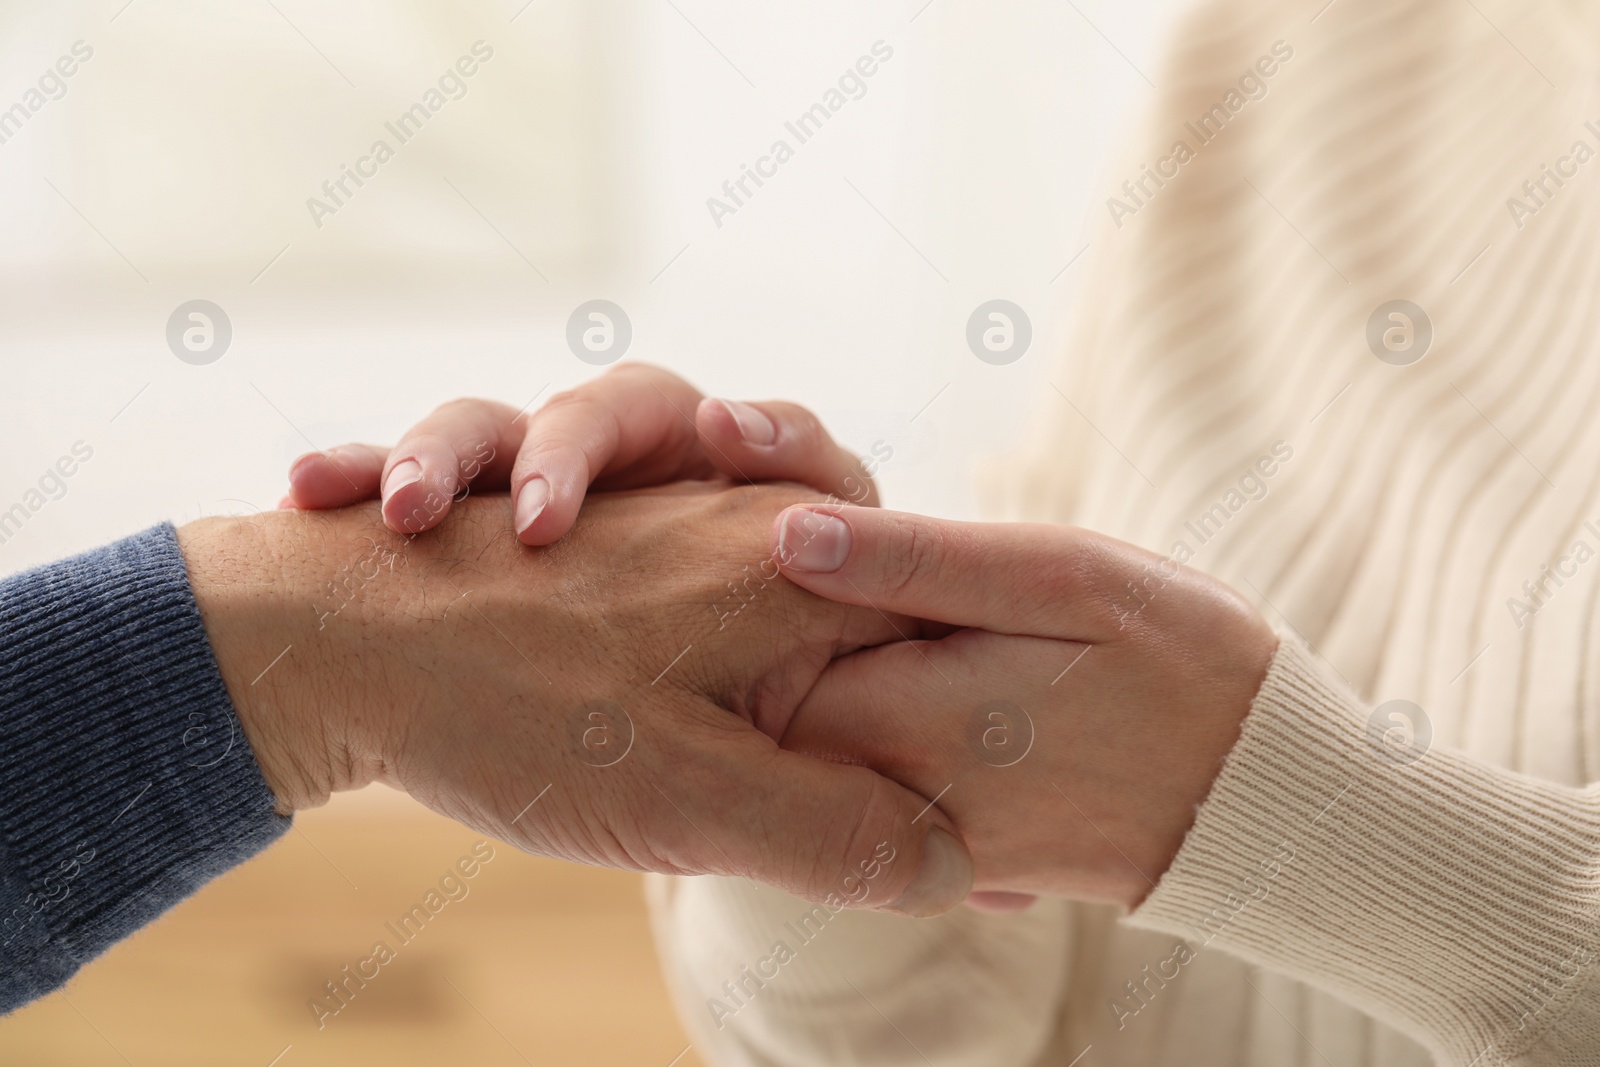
[0,525,289,1013]
[648,0,1600,1064]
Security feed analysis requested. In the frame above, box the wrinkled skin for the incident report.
[178,485,970,915]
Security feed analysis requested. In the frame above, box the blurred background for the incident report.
[0,0,1179,1062]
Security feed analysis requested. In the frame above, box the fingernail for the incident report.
[716,399,777,446]
[516,477,550,534]
[777,508,851,573]
[289,451,327,479]
[888,828,974,918]
[383,458,423,499]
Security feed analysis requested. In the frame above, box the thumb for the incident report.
[770,504,1117,640]
[681,739,973,917]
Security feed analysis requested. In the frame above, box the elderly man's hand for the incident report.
[174,487,973,916]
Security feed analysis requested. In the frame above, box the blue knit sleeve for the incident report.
[0,524,291,1012]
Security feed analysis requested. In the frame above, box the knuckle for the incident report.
[513,438,577,484]
[538,388,589,415]
[397,432,455,473]
[1045,531,1118,628]
[1045,535,1092,596]
[431,396,491,423]
[833,772,907,904]
[783,406,826,449]
[532,392,617,448]
[606,360,665,383]
[878,517,946,599]
[544,389,612,429]
[837,451,877,506]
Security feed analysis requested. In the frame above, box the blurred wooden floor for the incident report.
[0,787,705,1067]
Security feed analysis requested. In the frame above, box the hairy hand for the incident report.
[177,487,973,916]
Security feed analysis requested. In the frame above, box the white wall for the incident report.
[0,0,1182,574]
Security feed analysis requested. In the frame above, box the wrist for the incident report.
[176,510,380,812]
[1138,620,1280,901]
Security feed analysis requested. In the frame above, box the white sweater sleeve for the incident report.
[1126,639,1600,1067]
[644,873,1072,1067]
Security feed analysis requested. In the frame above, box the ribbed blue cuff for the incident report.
[0,524,290,1012]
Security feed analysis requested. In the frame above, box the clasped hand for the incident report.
[212,364,1277,916]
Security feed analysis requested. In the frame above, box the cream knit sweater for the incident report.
[648,1,1600,1064]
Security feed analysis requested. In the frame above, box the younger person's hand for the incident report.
[772,505,1280,909]
[284,363,880,543]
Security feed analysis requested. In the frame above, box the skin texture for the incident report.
[775,505,1280,909]
[175,487,973,917]
[278,365,1279,910]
